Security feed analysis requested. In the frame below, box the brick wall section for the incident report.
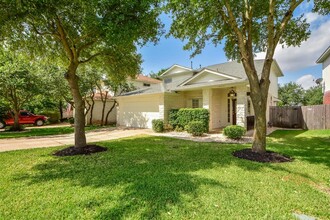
[324,90,330,104]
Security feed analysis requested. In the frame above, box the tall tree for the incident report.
[0,50,40,130]
[278,82,305,106]
[166,0,328,153]
[2,0,162,148]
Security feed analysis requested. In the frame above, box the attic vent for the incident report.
[164,78,172,84]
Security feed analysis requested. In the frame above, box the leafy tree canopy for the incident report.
[278,82,305,106]
[303,85,323,105]
[149,68,168,79]
[278,82,323,106]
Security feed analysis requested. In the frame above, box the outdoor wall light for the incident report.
[228,88,237,97]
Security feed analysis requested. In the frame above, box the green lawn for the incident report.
[0,126,104,139]
[0,130,329,219]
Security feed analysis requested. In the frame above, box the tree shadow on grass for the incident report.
[12,132,330,218]
[13,136,234,219]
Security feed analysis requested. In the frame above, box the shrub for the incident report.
[185,121,205,136]
[164,123,174,131]
[176,108,209,132]
[223,125,246,140]
[168,109,179,128]
[152,119,164,133]
[68,117,74,124]
[40,110,60,124]
[174,126,184,132]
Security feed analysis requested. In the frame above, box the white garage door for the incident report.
[118,96,161,128]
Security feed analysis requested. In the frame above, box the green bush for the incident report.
[168,109,179,128]
[152,119,164,133]
[185,121,205,136]
[223,125,246,140]
[40,110,60,124]
[176,108,209,132]
[68,117,74,124]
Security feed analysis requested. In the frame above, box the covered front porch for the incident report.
[164,83,254,131]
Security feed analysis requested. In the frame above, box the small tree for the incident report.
[0,51,40,130]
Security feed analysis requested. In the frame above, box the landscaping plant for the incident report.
[223,125,246,140]
[185,121,205,136]
[152,119,164,133]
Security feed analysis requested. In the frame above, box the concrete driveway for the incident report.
[0,128,152,153]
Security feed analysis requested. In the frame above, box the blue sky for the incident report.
[138,2,330,89]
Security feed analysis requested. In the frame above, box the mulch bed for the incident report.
[232,148,293,163]
[53,145,107,156]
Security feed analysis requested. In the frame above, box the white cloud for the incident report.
[256,16,330,72]
[304,12,322,23]
[296,74,316,89]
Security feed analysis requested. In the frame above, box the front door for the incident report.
[232,99,237,125]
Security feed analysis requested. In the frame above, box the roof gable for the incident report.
[179,69,238,86]
[160,64,192,77]
[316,46,330,63]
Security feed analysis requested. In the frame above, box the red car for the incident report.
[0,110,48,129]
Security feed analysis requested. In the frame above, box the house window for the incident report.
[143,83,150,87]
[247,99,251,115]
[192,99,199,108]
[227,99,230,122]
[164,78,172,84]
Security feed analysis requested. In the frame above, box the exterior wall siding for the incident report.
[323,55,330,103]
[85,100,117,125]
[117,94,163,128]
[164,92,185,123]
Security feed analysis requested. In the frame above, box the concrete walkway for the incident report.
[0,128,152,153]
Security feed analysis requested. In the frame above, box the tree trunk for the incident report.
[59,100,63,120]
[12,108,21,131]
[251,97,267,153]
[101,92,108,126]
[241,59,272,154]
[105,100,116,125]
[89,91,95,125]
[65,63,87,148]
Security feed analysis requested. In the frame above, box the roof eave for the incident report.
[273,60,284,77]
[316,46,330,63]
[159,64,192,78]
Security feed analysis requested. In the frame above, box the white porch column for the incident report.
[159,94,165,120]
[236,85,247,127]
[203,88,213,130]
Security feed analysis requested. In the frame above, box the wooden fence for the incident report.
[269,105,330,130]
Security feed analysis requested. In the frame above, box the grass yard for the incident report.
[0,126,104,139]
[0,130,329,219]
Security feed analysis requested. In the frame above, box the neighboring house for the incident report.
[85,92,117,125]
[129,74,162,89]
[85,74,161,125]
[116,60,283,130]
[316,46,330,104]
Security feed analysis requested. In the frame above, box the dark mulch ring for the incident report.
[232,148,293,163]
[53,145,107,157]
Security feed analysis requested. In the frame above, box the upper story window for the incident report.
[143,83,151,87]
[164,78,172,84]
